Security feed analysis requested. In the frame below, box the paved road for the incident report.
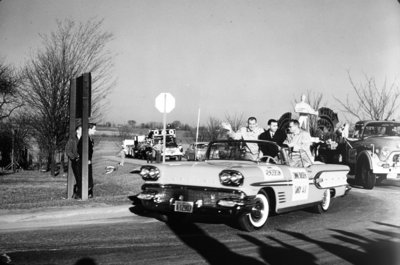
[1,184,399,265]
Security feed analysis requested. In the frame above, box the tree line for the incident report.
[115,114,246,143]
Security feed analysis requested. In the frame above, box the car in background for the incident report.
[343,120,400,189]
[184,142,208,161]
[131,139,350,231]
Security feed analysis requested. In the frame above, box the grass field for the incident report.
[0,137,145,212]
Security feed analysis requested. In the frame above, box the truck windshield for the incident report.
[363,124,400,138]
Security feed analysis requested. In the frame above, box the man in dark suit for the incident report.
[258,119,287,157]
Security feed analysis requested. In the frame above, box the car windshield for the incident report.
[153,135,177,147]
[205,140,283,163]
[196,144,207,149]
[363,123,400,138]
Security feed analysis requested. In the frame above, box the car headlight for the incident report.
[219,170,244,186]
[378,148,390,161]
[139,165,161,181]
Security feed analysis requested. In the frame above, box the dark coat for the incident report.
[78,136,94,161]
[258,129,287,146]
[258,129,287,157]
[66,136,80,161]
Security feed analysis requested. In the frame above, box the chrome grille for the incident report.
[143,185,242,207]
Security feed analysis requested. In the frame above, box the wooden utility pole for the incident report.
[67,73,91,201]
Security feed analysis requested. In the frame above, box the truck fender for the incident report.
[356,151,373,172]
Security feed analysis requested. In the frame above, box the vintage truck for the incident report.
[344,120,400,189]
[149,129,183,161]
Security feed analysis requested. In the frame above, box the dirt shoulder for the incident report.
[0,138,146,214]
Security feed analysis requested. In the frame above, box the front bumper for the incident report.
[372,163,400,178]
[133,184,255,217]
[372,153,400,177]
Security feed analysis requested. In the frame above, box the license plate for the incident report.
[174,201,193,213]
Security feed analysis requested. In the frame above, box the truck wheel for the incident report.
[313,189,331,214]
[178,156,182,161]
[360,163,376,190]
[237,191,269,232]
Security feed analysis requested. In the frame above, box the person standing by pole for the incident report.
[66,126,82,199]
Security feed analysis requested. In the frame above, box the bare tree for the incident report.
[0,61,23,121]
[127,120,136,128]
[189,125,208,142]
[335,73,400,121]
[22,19,115,176]
[207,116,221,141]
[171,120,182,129]
[0,111,33,170]
[224,113,245,132]
[9,113,33,168]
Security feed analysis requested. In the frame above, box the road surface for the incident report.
[1,183,399,265]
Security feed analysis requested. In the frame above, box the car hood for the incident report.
[355,137,400,150]
[147,160,262,188]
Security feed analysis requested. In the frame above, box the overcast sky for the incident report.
[1,0,399,126]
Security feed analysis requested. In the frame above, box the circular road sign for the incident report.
[155,93,175,113]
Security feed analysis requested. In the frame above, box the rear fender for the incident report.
[314,170,348,189]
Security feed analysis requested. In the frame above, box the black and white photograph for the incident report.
[0,1,399,264]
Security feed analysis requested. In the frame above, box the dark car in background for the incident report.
[184,142,208,161]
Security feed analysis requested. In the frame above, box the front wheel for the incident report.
[360,165,376,190]
[237,191,270,232]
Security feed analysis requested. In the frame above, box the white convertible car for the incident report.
[131,140,350,231]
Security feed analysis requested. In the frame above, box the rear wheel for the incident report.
[313,189,331,214]
[237,191,269,232]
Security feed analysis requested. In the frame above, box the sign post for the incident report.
[80,73,91,201]
[155,93,175,163]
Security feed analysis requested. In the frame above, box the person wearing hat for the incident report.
[66,125,82,199]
